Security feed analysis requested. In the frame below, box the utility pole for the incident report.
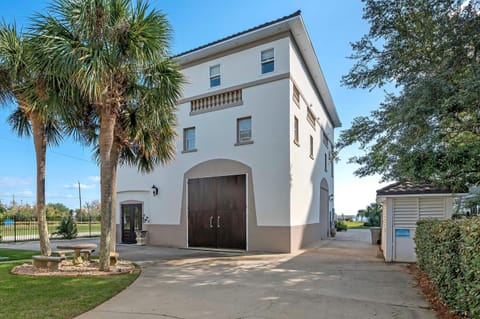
[78,181,82,217]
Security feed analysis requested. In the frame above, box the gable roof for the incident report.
[376,182,452,196]
[174,11,341,128]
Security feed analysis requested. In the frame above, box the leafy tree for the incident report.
[337,0,480,192]
[0,23,63,255]
[46,203,70,219]
[34,0,183,270]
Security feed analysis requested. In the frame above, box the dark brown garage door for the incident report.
[188,175,246,250]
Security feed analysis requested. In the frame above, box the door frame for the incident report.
[120,201,144,244]
[186,173,248,251]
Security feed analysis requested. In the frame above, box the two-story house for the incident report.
[116,11,341,253]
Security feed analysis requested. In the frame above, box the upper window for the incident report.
[210,65,221,87]
[237,117,252,143]
[324,153,328,172]
[261,48,274,74]
[183,127,196,152]
[294,116,299,145]
[293,85,300,105]
[307,107,316,129]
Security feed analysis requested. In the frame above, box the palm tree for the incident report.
[364,203,382,227]
[0,23,63,256]
[34,0,183,270]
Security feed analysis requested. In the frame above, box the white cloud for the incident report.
[87,176,101,182]
[64,183,96,190]
[0,176,32,187]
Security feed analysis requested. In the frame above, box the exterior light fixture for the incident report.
[152,185,159,196]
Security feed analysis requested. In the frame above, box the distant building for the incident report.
[116,11,341,252]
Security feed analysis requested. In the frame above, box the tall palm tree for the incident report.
[0,23,63,256]
[34,0,183,270]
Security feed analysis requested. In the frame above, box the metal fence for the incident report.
[0,216,101,242]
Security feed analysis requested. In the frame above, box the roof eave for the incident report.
[174,13,341,129]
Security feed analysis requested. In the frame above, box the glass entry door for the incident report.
[121,203,143,244]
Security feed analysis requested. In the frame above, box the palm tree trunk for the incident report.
[30,115,51,256]
[98,108,116,271]
[109,145,119,253]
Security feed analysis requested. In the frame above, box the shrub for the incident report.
[54,215,78,239]
[415,217,480,317]
[335,220,347,232]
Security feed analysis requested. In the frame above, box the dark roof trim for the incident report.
[376,181,453,196]
[174,10,301,58]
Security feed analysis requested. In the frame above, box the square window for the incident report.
[261,48,274,74]
[183,127,196,151]
[210,65,221,87]
[237,117,252,143]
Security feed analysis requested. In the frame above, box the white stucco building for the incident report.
[116,11,341,252]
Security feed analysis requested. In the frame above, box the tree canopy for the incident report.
[337,0,480,192]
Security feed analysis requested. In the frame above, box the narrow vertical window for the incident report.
[324,153,328,172]
[261,48,274,74]
[209,65,221,87]
[237,117,252,144]
[309,135,314,159]
[183,127,196,152]
[294,116,299,145]
[293,85,300,105]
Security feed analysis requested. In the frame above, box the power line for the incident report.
[0,135,97,164]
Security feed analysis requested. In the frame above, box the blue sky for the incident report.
[0,0,389,214]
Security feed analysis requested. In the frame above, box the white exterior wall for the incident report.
[288,39,334,226]
[181,37,291,99]
[379,195,454,262]
[117,38,292,227]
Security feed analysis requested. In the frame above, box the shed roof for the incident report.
[376,182,452,196]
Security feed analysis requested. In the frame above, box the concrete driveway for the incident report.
[76,230,435,319]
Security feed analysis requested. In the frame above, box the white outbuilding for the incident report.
[376,182,458,262]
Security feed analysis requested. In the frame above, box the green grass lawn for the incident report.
[0,248,39,260]
[0,249,139,319]
[344,221,370,229]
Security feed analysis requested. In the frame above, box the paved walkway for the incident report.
[75,230,435,319]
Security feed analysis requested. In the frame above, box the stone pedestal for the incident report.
[370,227,381,245]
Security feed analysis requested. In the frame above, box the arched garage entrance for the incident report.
[320,179,330,239]
[185,159,250,250]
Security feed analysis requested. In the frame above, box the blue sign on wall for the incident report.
[4,219,13,226]
[395,229,411,237]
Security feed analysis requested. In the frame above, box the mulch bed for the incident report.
[407,264,464,319]
[11,259,137,277]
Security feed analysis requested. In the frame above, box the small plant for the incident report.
[335,220,348,232]
[54,215,78,239]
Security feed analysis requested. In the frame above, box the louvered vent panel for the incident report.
[419,198,445,219]
[393,198,418,228]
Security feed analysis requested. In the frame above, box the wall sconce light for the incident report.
[151,185,159,196]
